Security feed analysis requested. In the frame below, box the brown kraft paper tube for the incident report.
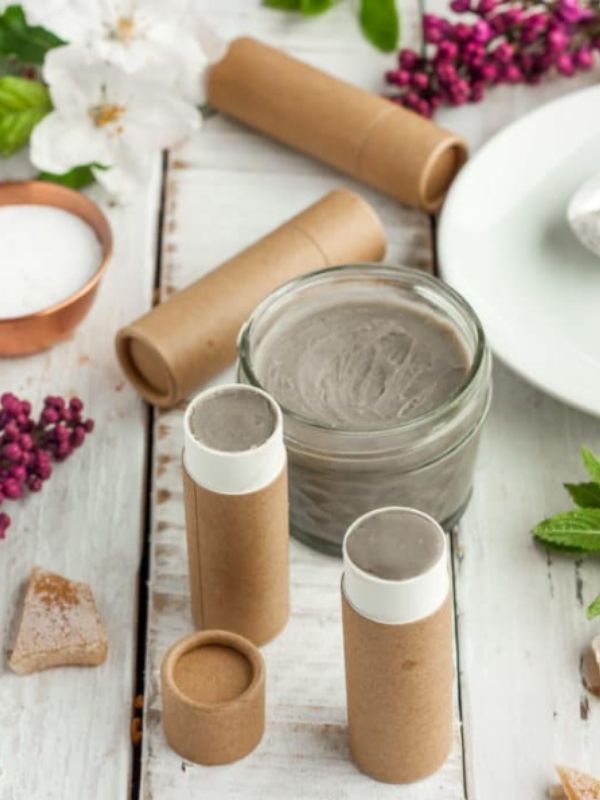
[207,37,468,213]
[341,507,453,783]
[183,384,289,646]
[116,189,386,408]
[161,630,266,765]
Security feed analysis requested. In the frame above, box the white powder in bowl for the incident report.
[0,204,103,318]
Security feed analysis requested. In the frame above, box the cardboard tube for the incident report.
[183,385,289,646]
[207,37,468,212]
[161,630,265,765]
[116,189,386,408]
[341,507,453,783]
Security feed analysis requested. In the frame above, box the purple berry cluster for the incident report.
[0,393,94,539]
[386,0,600,116]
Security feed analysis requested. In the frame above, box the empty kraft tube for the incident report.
[207,37,468,212]
[341,506,453,784]
[116,189,386,408]
[161,630,266,765]
[182,383,289,646]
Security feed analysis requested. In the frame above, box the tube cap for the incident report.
[161,630,266,765]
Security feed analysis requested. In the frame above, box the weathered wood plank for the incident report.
[140,1,466,797]
[0,159,162,799]
[420,5,600,791]
[454,362,600,796]
[143,408,465,799]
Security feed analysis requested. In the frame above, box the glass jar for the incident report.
[237,265,492,555]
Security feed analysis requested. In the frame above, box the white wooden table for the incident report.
[1,2,599,798]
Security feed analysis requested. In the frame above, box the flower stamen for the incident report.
[114,15,136,43]
[89,104,125,127]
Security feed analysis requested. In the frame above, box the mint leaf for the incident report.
[263,0,302,9]
[0,5,64,65]
[582,447,600,484]
[38,163,103,190]
[565,482,600,508]
[588,594,600,620]
[533,509,600,552]
[0,76,51,156]
[359,0,399,52]
[301,0,336,12]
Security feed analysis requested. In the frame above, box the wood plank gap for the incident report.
[130,150,170,800]
[415,0,441,280]
[449,527,469,800]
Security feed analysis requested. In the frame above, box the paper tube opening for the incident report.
[343,506,449,624]
[164,631,263,709]
[116,329,177,407]
[420,139,468,212]
[184,383,285,494]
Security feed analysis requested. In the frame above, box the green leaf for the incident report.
[359,0,400,52]
[263,0,335,12]
[565,482,600,508]
[0,75,51,156]
[301,0,336,13]
[587,594,600,620]
[38,163,104,190]
[582,447,600,484]
[533,509,600,553]
[0,5,65,65]
[263,0,302,10]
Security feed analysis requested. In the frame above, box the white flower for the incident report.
[2,0,225,101]
[28,0,224,103]
[0,0,84,42]
[30,46,200,197]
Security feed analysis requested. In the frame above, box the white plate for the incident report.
[439,85,600,417]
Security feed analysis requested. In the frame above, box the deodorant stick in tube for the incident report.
[182,383,289,646]
[341,506,453,783]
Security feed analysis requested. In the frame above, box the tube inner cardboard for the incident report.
[116,189,386,408]
[184,384,285,494]
[207,37,468,212]
[161,630,265,765]
[343,506,449,624]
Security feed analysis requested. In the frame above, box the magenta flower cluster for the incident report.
[386,0,600,116]
[0,393,94,539]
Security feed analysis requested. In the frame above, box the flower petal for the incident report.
[124,84,200,150]
[43,46,107,113]
[30,112,112,174]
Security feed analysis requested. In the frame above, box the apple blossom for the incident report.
[30,45,200,197]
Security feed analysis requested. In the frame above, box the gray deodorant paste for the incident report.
[251,299,476,548]
[345,508,446,582]
[189,388,277,452]
[238,264,492,553]
[254,301,469,427]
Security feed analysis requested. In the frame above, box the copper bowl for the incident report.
[0,181,113,356]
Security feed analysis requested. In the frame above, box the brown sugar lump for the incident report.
[9,567,108,675]
[555,766,600,800]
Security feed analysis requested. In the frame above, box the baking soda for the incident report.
[0,204,102,318]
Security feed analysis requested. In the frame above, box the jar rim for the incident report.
[237,264,488,437]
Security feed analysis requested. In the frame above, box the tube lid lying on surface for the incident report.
[161,630,266,765]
